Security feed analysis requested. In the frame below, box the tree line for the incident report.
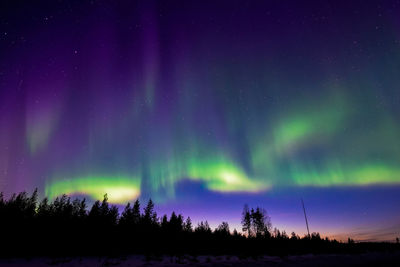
[0,190,398,257]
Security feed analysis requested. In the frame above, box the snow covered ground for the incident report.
[0,252,399,267]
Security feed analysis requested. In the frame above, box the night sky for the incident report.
[1,0,400,241]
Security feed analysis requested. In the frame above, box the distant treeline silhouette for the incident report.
[0,190,398,258]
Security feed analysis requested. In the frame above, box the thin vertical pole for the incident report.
[301,198,310,238]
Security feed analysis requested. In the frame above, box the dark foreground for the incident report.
[2,191,400,265]
[1,252,400,267]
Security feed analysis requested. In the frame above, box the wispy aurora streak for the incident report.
[1,1,400,207]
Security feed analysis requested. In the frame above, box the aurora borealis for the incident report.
[1,0,400,241]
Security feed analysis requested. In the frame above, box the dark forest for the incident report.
[0,190,398,258]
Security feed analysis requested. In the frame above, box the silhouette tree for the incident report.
[78,198,87,218]
[251,207,272,238]
[183,216,193,232]
[168,211,183,233]
[241,204,252,237]
[132,199,141,225]
[242,205,272,238]
[311,232,321,241]
[290,232,299,240]
[37,197,50,217]
[100,194,110,217]
[195,221,211,234]
[233,228,239,237]
[161,214,168,229]
[273,228,281,239]
[143,199,157,227]
[215,221,230,236]
[108,205,119,226]
[120,202,133,226]
[27,188,38,218]
[281,230,289,239]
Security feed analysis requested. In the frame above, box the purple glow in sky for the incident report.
[1,0,400,241]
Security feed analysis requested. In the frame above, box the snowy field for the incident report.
[0,252,399,267]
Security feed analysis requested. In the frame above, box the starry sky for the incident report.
[1,0,400,241]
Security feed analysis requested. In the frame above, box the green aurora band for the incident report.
[46,176,141,203]
[44,89,400,203]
